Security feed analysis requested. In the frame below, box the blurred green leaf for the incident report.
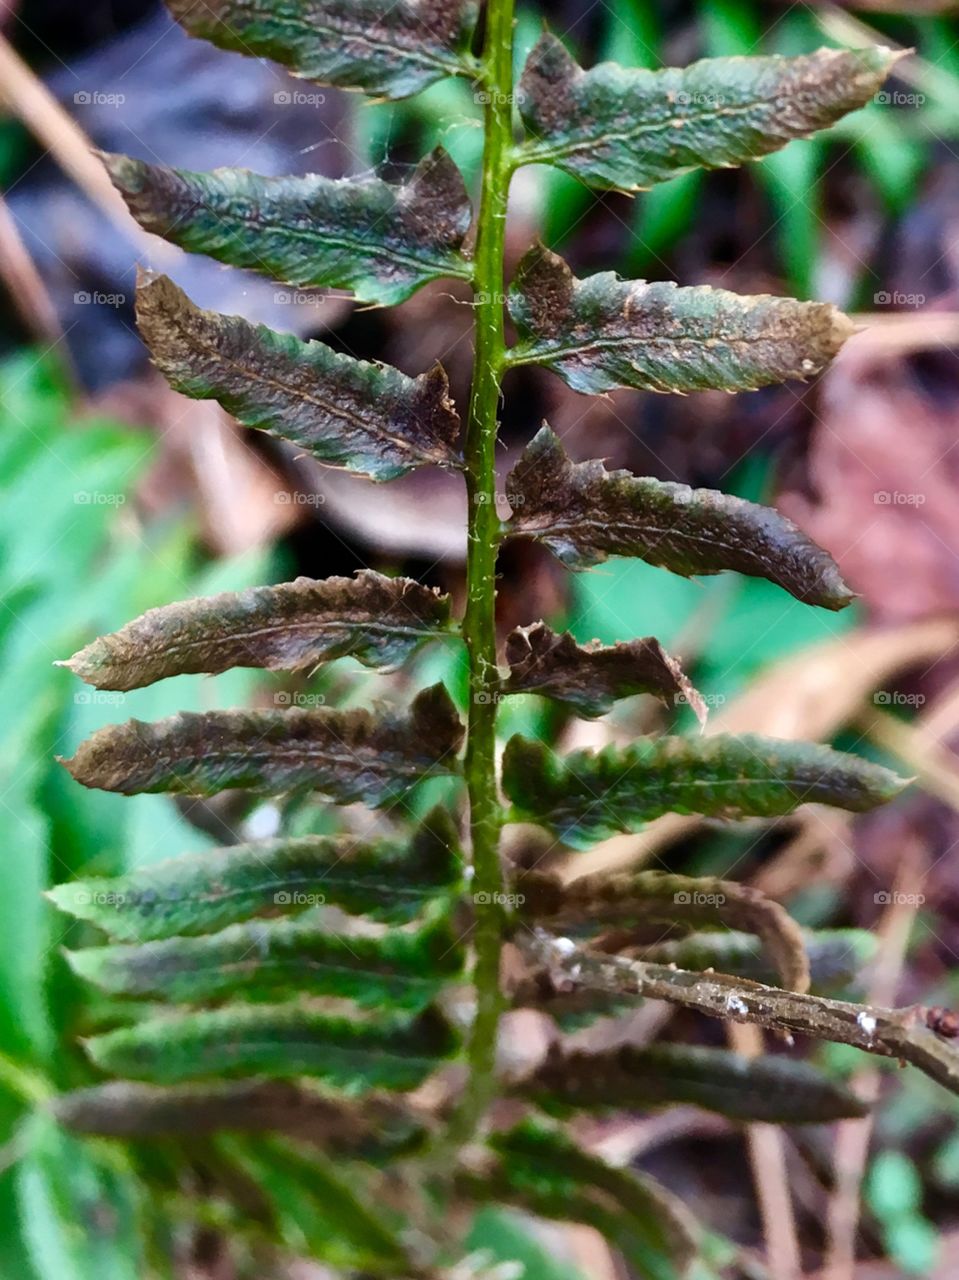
[867,1150,940,1276]
[627,172,703,276]
[218,1135,412,1271]
[854,110,925,215]
[68,915,464,1011]
[701,0,761,55]
[15,1116,146,1280]
[885,1217,939,1277]
[0,789,52,1062]
[466,1206,586,1280]
[868,1150,922,1217]
[86,1002,458,1089]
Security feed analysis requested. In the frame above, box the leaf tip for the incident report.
[831,303,858,340]
[55,645,104,685]
[99,148,146,195]
[873,44,913,75]
[43,886,69,915]
[62,948,92,979]
[134,266,167,314]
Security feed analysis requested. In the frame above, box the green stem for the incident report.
[454,0,516,1147]
[0,1051,51,1106]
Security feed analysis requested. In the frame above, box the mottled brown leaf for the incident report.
[48,808,462,940]
[56,1080,422,1155]
[506,427,854,609]
[503,732,907,848]
[518,1040,868,1123]
[60,683,463,802]
[137,272,461,481]
[167,0,479,99]
[508,244,855,394]
[505,621,706,723]
[60,570,451,691]
[103,148,471,306]
[518,34,902,192]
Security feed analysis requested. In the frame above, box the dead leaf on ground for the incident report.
[781,332,959,623]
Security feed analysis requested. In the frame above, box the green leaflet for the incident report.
[85,1003,457,1089]
[137,272,461,481]
[56,1080,424,1156]
[518,869,810,992]
[61,569,452,691]
[466,1208,587,1280]
[218,1137,414,1272]
[47,809,462,940]
[508,244,855,394]
[520,1042,868,1124]
[505,621,705,722]
[60,683,463,801]
[518,34,901,191]
[67,916,464,1011]
[167,0,479,99]
[502,733,907,848]
[636,928,878,992]
[470,1122,699,1280]
[15,1115,147,1280]
[103,148,472,306]
[506,427,854,609]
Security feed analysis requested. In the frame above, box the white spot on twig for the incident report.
[726,995,749,1019]
[857,1010,877,1041]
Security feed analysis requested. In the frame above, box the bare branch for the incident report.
[523,931,959,1097]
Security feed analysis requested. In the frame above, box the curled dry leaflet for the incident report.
[48,1,933,1274]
